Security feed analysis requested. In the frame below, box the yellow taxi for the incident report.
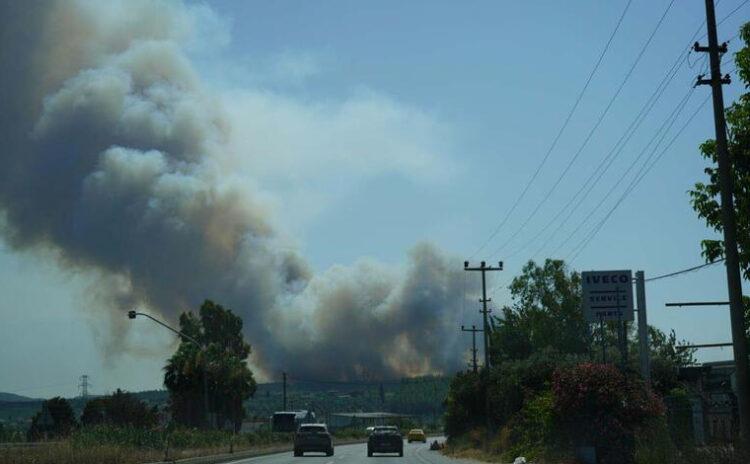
[407,428,426,443]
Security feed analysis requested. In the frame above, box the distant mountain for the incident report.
[0,392,41,402]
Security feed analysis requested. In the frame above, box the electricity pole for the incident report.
[461,325,482,372]
[694,0,750,443]
[282,372,288,411]
[464,261,503,370]
[464,260,503,446]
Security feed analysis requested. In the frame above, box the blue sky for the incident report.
[1,0,748,398]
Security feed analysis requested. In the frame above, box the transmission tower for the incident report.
[78,375,90,399]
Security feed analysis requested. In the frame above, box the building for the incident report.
[678,360,737,444]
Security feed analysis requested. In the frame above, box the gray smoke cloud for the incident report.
[0,0,470,380]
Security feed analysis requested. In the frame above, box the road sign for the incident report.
[582,270,633,322]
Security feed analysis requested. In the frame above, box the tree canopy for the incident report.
[80,389,158,428]
[27,397,77,441]
[490,259,590,363]
[164,300,256,430]
[689,23,750,279]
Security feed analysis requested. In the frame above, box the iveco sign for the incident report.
[581,270,634,322]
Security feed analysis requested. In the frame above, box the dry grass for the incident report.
[442,447,505,463]
[0,442,291,464]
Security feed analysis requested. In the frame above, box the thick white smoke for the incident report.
[0,0,469,380]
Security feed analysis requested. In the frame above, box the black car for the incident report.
[294,424,334,457]
[367,426,403,457]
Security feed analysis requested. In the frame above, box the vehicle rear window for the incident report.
[299,425,326,433]
[374,427,399,433]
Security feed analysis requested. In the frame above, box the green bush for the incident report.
[663,388,694,448]
[634,418,678,464]
[497,391,556,461]
[444,370,485,439]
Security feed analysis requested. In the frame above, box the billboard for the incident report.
[581,270,634,322]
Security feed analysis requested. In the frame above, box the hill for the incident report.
[0,376,450,429]
[0,393,40,402]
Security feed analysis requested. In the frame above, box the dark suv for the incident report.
[367,425,403,457]
[294,424,334,457]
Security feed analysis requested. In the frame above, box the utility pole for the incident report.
[78,375,89,399]
[694,0,750,443]
[282,372,288,411]
[461,325,482,372]
[464,260,503,446]
[464,261,503,369]
[635,271,651,384]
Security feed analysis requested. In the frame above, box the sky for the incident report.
[1,0,749,399]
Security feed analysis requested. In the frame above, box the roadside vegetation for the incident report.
[443,20,750,464]
[443,258,744,464]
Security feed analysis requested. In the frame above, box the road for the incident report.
[227,439,475,464]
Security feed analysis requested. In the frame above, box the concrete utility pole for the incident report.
[282,372,288,411]
[694,0,750,443]
[461,325,482,372]
[464,261,503,370]
[464,260,503,446]
[635,271,651,384]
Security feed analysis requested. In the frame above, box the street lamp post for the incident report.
[128,310,211,429]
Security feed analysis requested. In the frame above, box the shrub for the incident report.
[497,391,556,461]
[552,363,665,464]
[81,389,158,428]
[634,418,678,464]
[28,397,78,441]
[663,388,694,448]
[444,370,485,439]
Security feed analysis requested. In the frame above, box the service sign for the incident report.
[581,270,634,322]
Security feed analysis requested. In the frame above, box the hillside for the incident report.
[0,393,40,402]
[0,376,450,429]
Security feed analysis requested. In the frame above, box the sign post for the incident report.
[635,271,650,383]
[582,270,634,366]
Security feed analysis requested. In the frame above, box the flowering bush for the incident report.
[552,363,665,464]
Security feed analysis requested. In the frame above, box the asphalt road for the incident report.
[227,439,475,464]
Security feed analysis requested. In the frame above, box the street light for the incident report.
[127,310,212,428]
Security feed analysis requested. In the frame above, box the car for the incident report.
[407,428,426,443]
[367,425,403,457]
[293,423,334,457]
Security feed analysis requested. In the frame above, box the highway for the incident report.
[227,439,475,464]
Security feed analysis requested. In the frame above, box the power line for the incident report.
[567,91,712,263]
[551,86,696,260]
[506,36,691,261]
[469,0,634,258]
[489,83,700,297]
[489,0,677,259]
[717,0,750,27]
[551,56,736,263]
[645,259,725,282]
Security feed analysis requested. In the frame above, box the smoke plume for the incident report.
[0,0,469,380]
